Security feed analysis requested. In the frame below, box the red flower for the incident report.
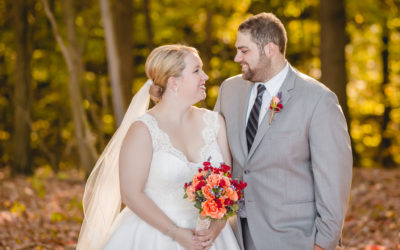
[269,92,283,124]
[221,164,231,173]
[270,103,283,112]
[196,181,206,191]
[215,198,223,208]
[269,103,283,112]
[232,180,247,193]
[203,162,211,167]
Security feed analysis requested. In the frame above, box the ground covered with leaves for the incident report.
[0,167,399,250]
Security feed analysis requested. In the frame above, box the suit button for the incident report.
[244,170,250,174]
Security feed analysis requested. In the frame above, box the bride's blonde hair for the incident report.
[146,44,198,102]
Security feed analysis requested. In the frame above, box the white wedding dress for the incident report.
[103,110,240,250]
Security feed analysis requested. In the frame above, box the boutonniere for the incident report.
[269,92,283,124]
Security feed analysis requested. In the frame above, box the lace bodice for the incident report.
[103,109,241,250]
[136,110,224,223]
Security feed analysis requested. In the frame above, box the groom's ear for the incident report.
[263,42,276,57]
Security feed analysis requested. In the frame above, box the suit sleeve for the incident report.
[213,81,225,113]
[309,90,352,250]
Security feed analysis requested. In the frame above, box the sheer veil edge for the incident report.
[76,80,152,250]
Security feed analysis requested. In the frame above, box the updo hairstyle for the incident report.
[145,44,199,102]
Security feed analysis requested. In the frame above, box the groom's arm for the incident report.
[213,81,226,113]
[309,90,352,250]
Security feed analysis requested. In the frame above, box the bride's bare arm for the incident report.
[119,121,203,250]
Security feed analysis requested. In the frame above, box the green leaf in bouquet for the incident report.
[195,201,202,210]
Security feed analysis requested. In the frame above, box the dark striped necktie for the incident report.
[246,84,266,152]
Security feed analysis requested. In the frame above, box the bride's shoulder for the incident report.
[191,107,224,124]
[120,120,152,151]
[128,119,151,136]
[125,113,154,139]
[191,107,218,117]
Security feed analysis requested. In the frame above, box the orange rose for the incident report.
[201,199,226,219]
[207,174,222,187]
[186,185,196,202]
[202,184,214,200]
[225,187,238,201]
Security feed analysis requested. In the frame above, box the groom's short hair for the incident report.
[238,12,287,56]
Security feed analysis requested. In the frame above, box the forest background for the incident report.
[0,0,399,249]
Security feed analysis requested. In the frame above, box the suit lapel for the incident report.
[239,80,253,158]
[247,65,297,160]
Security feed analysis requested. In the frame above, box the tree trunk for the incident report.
[320,0,357,164]
[63,0,104,147]
[99,0,125,126]
[112,0,134,108]
[203,10,212,73]
[379,22,394,168]
[63,0,84,79]
[200,10,213,108]
[143,0,154,50]
[41,0,98,175]
[12,0,33,175]
[320,0,349,121]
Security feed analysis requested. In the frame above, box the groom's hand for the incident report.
[315,244,325,250]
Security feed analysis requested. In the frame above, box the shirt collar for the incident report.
[257,62,289,97]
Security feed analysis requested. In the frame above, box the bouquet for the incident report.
[183,161,247,230]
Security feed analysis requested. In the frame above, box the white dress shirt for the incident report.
[245,62,289,127]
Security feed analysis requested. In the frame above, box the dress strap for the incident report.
[202,110,220,143]
[136,113,160,150]
[200,110,220,162]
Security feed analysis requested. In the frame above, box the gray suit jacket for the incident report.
[215,65,352,250]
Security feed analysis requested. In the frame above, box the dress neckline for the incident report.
[144,112,210,165]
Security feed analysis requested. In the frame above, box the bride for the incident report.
[77,45,240,250]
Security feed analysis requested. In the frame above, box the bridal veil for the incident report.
[76,80,152,250]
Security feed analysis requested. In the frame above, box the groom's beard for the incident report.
[241,63,255,81]
[241,55,269,83]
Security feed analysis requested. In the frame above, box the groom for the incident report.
[215,13,352,250]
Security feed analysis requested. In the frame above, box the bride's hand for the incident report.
[174,227,204,250]
[195,228,215,250]
[196,220,225,250]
